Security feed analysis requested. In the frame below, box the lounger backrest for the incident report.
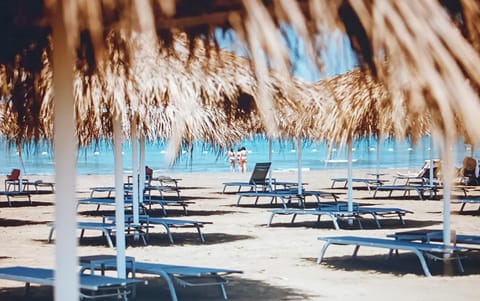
[7,169,20,180]
[248,162,271,185]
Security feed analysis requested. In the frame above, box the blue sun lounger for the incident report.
[0,266,143,300]
[451,197,480,212]
[79,256,243,301]
[106,215,213,244]
[48,221,148,248]
[317,236,470,276]
[0,191,32,206]
[269,205,412,229]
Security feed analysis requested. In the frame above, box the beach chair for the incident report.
[78,255,242,301]
[48,219,148,248]
[107,214,213,244]
[4,168,26,191]
[393,159,441,185]
[268,203,412,229]
[317,236,471,276]
[222,162,272,193]
[0,266,143,300]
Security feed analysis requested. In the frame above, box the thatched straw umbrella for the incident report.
[0,32,315,150]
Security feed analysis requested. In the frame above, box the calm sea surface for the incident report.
[0,136,475,175]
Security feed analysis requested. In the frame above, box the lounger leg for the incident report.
[220,283,228,299]
[330,215,340,230]
[356,217,363,230]
[317,242,332,264]
[412,249,432,276]
[268,213,276,226]
[398,213,405,225]
[196,225,205,243]
[370,213,381,229]
[460,203,466,212]
[352,245,361,257]
[48,226,55,243]
[164,225,174,244]
[236,195,242,206]
[24,282,31,297]
[103,230,115,248]
[27,194,32,205]
[6,195,11,207]
[290,214,297,223]
[158,271,179,301]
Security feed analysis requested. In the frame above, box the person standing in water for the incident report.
[228,148,236,172]
[238,146,248,173]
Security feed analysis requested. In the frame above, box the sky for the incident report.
[215,26,358,82]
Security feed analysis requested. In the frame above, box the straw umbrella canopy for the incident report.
[0,32,316,152]
[2,1,480,145]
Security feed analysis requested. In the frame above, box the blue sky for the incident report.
[215,27,358,82]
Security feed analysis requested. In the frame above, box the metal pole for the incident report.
[113,118,126,278]
[52,1,78,298]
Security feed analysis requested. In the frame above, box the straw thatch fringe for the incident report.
[2,1,480,153]
[0,31,316,159]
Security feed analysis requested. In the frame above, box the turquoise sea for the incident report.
[0,136,475,176]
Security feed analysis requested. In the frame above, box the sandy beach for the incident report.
[0,168,479,301]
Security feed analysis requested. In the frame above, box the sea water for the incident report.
[0,136,475,175]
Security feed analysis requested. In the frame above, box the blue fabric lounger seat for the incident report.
[317,236,471,276]
[451,197,480,212]
[330,178,386,190]
[268,205,412,229]
[134,262,242,301]
[0,191,32,206]
[236,190,337,208]
[48,221,147,248]
[80,258,243,301]
[373,185,438,200]
[268,208,363,230]
[0,266,143,299]
[107,215,212,244]
[387,229,480,246]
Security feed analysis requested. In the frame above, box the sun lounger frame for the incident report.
[317,236,470,276]
[107,215,212,244]
[236,190,337,208]
[0,266,142,300]
[330,178,386,191]
[373,185,438,200]
[79,257,242,301]
[48,221,148,248]
[268,208,363,229]
[451,197,480,212]
[388,229,480,246]
[268,206,411,229]
[0,191,32,206]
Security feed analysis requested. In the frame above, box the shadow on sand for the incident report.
[0,275,316,301]
[0,218,50,227]
[37,232,254,248]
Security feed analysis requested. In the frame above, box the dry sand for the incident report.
[0,168,479,300]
